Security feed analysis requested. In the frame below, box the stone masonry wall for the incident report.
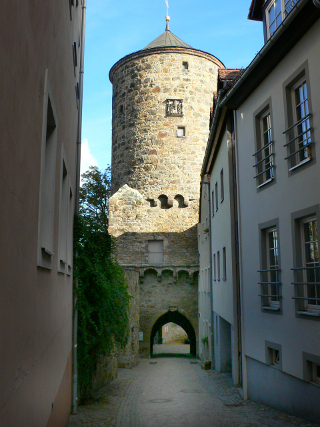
[109,46,221,358]
[139,270,198,358]
[110,50,220,203]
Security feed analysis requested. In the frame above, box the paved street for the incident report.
[68,358,320,427]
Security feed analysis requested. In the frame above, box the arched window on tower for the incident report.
[174,195,188,208]
[158,195,173,209]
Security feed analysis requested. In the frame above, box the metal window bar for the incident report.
[252,140,273,156]
[258,268,281,300]
[283,126,313,147]
[253,165,274,179]
[284,141,313,160]
[253,141,274,181]
[253,152,275,167]
[291,265,320,303]
[283,113,312,134]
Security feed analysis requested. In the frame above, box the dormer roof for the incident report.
[248,0,264,21]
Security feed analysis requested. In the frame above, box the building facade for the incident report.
[199,0,320,422]
[0,1,85,425]
[109,18,224,362]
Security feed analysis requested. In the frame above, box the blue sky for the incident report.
[80,0,264,175]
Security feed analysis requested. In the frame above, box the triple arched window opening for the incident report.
[147,194,188,209]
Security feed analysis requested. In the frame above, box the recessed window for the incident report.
[254,108,274,187]
[211,189,214,217]
[259,226,281,310]
[266,341,282,369]
[38,72,58,269]
[148,240,163,265]
[215,182,218,212]
[177,126,185,137]
[220,169,224,202]
[119,105,124,114]
[222,247,226,281]
[284,75,313,171]
[182,61,188,70]
[269,348,280,368]
[303,352,320,386]
[292,217,320,315]
[217,251,220,281]
[213,254,216,281]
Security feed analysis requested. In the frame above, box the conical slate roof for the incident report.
[142,27,191,50]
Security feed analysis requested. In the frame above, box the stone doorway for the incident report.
[150,310,196,356]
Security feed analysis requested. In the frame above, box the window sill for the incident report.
[297,310,320,317]
[310,381,320,388]
[289,157,311,172]
[262,306,280,311]
[256,178,274,189]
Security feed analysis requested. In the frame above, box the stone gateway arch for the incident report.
[108,18,223,366]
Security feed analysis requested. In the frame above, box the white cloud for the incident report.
[80,138,99,177]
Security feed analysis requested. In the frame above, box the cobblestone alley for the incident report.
[68,357,320,427]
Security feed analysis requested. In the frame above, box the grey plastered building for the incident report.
[208,0,320,422]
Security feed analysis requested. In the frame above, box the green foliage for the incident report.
[74,166,130,402]
[79,165,111,232]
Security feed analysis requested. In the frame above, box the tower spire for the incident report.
[165,0,170,31]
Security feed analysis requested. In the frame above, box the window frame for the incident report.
[220,169,224,203]
[37,71,58,270]
[264,0,299,39]
[266,341,282,370]
[283,64,315,173]
[253,101,275,188]
[259,219,282,313]
[291,206,320,319]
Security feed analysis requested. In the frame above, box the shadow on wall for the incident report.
[114,225,199,267]
[150,310,196,356]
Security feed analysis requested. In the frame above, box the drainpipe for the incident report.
[207,176,215,369]
[232,109,247,399]
[72,0,86,414]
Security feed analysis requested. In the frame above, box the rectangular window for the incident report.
[292,215,320,316]
[220,169,224,202]
[284,77,313,170]
[211,189,214,217]
[266,341,282,370]
[148,240,164,265]
[303,352,320,386]
[253,109,274,187]
[222,247,226,281]
[215,182,218,212]
[259,226,281,310]
[182,61,188,70]
[213,253,216,281]
[217,251,220,281]
[267,0,282,37]
[38,72,58,269]
[177,126,185,137]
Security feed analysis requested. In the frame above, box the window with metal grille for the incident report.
[292,218,320,315]
[253,110,274,187]
[259,227,281,310]
[284,79,313,170]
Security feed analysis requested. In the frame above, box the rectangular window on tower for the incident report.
[148,240,164,265]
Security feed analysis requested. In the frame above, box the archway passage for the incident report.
[150,311,196,356]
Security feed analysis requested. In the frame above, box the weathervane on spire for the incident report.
[165,0,170,30]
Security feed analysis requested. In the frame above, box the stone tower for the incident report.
[109,17,224,364]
